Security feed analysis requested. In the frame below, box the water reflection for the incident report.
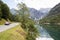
[36,37,54,40]
[40,24,60,40]
[35,25,54,40]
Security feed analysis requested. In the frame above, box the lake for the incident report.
[35,24,60,40]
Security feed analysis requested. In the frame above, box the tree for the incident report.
[0,0,3,19]
[17,2,30,28]
[0,0,12,20]
[1,4,10,20]
[0,5,2,19]
[17,2,39,40]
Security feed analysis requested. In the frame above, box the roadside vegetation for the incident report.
[0,19,6,25]
[0,0,39,40]
[0,25,26,40]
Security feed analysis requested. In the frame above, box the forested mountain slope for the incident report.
[47,3,60,17]
[40,3,60,24]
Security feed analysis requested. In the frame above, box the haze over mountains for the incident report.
[10,8,51,20]
[10,8,18,15]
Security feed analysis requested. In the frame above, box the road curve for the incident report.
[0,23,20,32]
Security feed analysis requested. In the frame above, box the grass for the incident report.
[0,19,11,25]
[0,19,6,25]
[0,25,26,40]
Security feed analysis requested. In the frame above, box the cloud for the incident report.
[14,0,22,3]
[13,0,60,10]
[23,0,60,10]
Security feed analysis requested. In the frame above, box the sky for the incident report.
[2,0,60,10]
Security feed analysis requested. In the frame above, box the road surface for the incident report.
[0,23,19,32]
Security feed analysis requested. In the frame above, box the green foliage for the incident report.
[0,0,38,40]
[1,4,11,19]
[9,2,39,40]
[17,2,39,40]
[0,19,6,25]
[0,0,12,20]
[26,24,39,40]
[0,7,2,19]
[0,0,2,19]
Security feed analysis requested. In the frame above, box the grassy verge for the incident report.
[0,19,12,25]
[0,25,26,40]
[0,19,6,25]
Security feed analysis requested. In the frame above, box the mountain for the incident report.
[10,8,18,15]
[39,8,51,13]
[40,3,60,23]
[29,8,42,20]
[29,8,51,20]
[39,8,51,18]
[47,3,60,17]
[39,3,60,40]
[10,8,51,20]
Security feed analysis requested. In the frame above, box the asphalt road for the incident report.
[0,23,19,32]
